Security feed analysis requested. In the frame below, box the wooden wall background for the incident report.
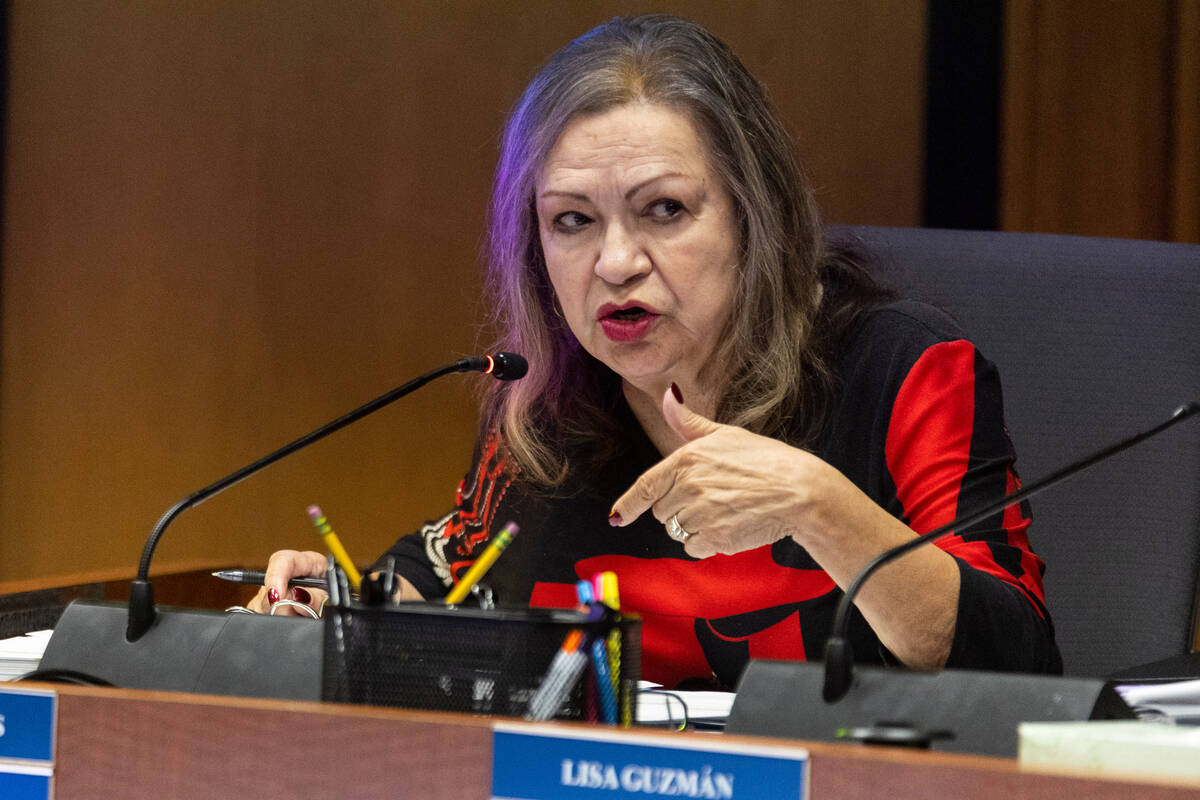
[2,1,1195,596]
[1002,0,1200,242]
[0,1,927,590]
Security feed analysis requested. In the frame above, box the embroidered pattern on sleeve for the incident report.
[419,429,516,589]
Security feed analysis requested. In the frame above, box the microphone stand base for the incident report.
[727,659,1134,758]
[36,599,321,700]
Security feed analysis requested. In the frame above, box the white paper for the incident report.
[636,681,735,724]
[0,629,52,681]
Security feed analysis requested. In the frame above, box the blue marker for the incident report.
[590,638,619,723]
[575,580,594,605]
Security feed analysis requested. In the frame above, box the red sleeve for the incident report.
[886,340,1049,617]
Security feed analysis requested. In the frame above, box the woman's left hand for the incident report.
[609,385,842,559]
[609,384,961,670]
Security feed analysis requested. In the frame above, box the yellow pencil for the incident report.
[444,522,519,604]
[307,504,362,591]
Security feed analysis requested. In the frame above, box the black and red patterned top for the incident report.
[377,299,1062,688]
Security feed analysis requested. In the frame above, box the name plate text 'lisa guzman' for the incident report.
[0,686,56,800]
[491,724,808,800]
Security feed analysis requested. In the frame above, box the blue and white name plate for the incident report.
[492,723,808,800]
[0,686,56,800]
[0,686,56,764]
[0,763,53,800]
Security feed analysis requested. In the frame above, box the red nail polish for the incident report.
[292,587,312,604]
[608,509,623,527]
[267,587,280,604]
[670,382,684,404]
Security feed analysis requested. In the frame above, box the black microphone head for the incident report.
[822,636,855,703]
[485,352,528,381]
[126,578,157,642]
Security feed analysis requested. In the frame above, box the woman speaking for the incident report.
[254,14,1061,689]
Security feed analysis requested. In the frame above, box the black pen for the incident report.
[211,569,329,589]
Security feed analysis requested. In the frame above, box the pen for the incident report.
[575,579,594,606]
[307,504,363,591]
[211,569,329,589]
[589,637,619,723]
[444,521,519,604]
[525,629,588,721]
[325,554,343,607]
[598,571,619,612]
[596,571,629,726]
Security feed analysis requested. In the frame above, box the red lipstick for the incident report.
[597,302,660,342]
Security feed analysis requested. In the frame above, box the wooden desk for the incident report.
[31,683,1200,799]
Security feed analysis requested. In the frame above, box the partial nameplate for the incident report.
[0,763,53,800]
[0,686,56,763]
[492,723,809,800]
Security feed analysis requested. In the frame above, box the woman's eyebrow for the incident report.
[537,171,692,202]
[624,172,687,200]
[538,189,590,201]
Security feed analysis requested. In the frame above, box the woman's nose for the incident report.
[594,223,651,285]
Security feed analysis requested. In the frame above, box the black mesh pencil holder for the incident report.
[321,601,640,722]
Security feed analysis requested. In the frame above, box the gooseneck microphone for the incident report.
[125,352,527,642]
[822,400,1200,703]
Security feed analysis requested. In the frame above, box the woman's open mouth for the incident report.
[598,303,660,342]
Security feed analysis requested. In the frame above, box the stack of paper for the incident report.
[1019,721,1200,782]
[1114,679,1200,723]
[0,629,52,681]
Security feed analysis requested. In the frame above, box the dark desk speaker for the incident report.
[37,599,322,700]
[727,660,1135,758]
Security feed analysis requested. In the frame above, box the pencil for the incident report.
[444,521,519,604]
[307,504,362,591]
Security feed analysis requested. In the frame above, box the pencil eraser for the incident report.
[306,504,323,520]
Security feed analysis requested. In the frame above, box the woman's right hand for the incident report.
[247,549,330,615]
